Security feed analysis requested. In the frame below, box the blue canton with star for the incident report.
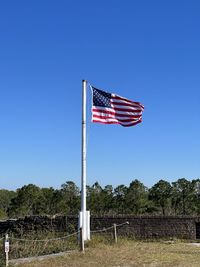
[92,87,112,107]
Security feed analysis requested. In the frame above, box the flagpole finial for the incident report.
[82,79,87,83]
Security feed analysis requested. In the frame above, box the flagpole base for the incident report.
[78,210,90,241]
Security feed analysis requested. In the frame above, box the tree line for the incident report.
[0,178,200,219]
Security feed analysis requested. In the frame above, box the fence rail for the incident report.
[10,230,80,242]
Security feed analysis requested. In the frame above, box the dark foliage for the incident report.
[1,178,200,219]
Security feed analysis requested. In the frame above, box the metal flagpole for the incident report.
[79,79,90,245]
[81,79,87,219]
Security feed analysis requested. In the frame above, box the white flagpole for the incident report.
[81,79,87,215]
[80,79,87,244]
[79,80,90,244]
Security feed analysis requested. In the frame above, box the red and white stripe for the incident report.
[92,94,144,127]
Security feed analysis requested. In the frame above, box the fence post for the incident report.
[4,234,9,267]
[80,227,85,252]
[113,224,117,243]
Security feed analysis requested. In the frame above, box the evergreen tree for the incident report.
[8,184,43,217]
[60,181,80,214]
[0,189,16,218]
[171,178,194,215]
[87,182,103,215]
[125,179,148,214]
[113,185,128,214]
[149,180,172,215]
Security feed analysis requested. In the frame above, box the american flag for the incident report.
[91,86,144,127]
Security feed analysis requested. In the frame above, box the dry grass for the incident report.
[10,238,200,267]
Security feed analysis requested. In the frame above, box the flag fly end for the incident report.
[91,86,144,127]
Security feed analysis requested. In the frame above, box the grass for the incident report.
[9,237,200,267]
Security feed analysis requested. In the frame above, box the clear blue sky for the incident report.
[0,0,199,190]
